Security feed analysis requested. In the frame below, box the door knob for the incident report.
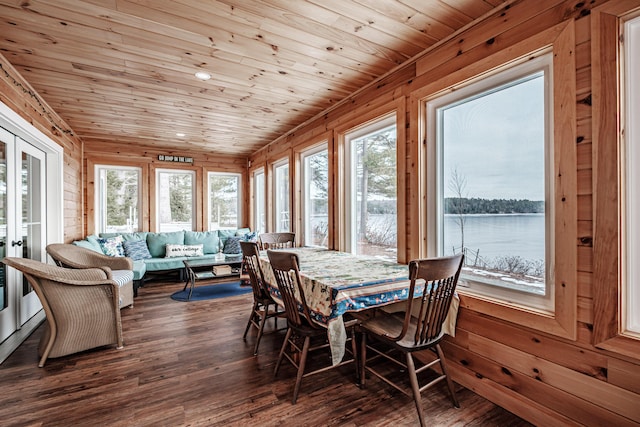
[11,240,22,247]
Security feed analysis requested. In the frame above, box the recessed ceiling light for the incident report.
[194,71,211,81]
[176,132,186,137]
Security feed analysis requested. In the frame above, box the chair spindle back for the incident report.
[266,250,319,330]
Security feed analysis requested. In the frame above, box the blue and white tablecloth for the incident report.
[259,247,458,364]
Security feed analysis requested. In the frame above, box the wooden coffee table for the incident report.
[182,256,243,301]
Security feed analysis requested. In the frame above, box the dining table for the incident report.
[258,247,460,365]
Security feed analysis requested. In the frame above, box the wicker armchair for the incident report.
[2,257,124,367]
[46,243,134,307]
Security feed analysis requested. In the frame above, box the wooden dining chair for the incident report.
[258,232,295,250]
[358,254,464,427]
[240,241,285,355]
[267,249,358,404]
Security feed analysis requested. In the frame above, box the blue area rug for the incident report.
[171,281,252,302]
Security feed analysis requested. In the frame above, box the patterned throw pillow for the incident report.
[241,231,258,242]
[97,235,125,257]
[123,240,152,261]
[165,244,204,258]
[222,236,242,254]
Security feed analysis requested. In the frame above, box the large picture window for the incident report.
[301,144,328,247]
[273,160,290,232]
[208,172,240,230]
[427,53,553,311]
[156,169,195,232]
[96,165,141,233]
[345,115,397,260]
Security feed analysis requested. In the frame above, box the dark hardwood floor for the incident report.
[0,278,534,427]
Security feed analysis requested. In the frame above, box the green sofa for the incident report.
[72,228,252,294]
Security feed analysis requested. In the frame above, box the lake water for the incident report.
[365,213,545,264]
[444,213,544,262]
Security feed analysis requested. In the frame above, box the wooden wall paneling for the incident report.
[0,53,84,242]
[577,295,593,324]
[608,358,640,394]
[395,97,408,265]
[591,0,640,360]
[406,91,423,261]
[467,334,640,423]
[447,354,578,427]
[577,168,592,196]
[443,340,639,426]
[326,132,336,250]
[414,0,591,78]
[456,309,608,377]
[577,142,593,170]
[577,270,594,299]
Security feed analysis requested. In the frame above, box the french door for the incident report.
[0,127,47,343]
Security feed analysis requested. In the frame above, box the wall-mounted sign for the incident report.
[158,155,193,163]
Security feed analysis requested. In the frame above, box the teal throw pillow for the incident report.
[123,240,152,261]
[146,231,185,257]
[184,231,219,254]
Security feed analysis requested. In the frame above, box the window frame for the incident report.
[95,164,142,234]
[155,168,196,232]
[414,22,577,339]
[299,142,329,247]
[343,113,398,258]
[207,171,241,230]
[272,158,290,232]
[252,167,266,234]
[592,1,640,356]
[425,53,554,312]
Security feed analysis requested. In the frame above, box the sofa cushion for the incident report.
[218,229,237,248]
[101,232,149,242]
[184,231,219,254]
[165,244,204,258]
[123,240,152,260]
[123,232,149,242]
[236,228,251,236]
[132,260,146,281]
[98,235,125,257]
[146,231,185,257]
[84,235,104,252]
[72,239,103,253]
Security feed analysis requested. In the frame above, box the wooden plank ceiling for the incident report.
[0,0,507,156]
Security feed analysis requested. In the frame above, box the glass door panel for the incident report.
[0,129,13,343]
[18,138,45,324]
